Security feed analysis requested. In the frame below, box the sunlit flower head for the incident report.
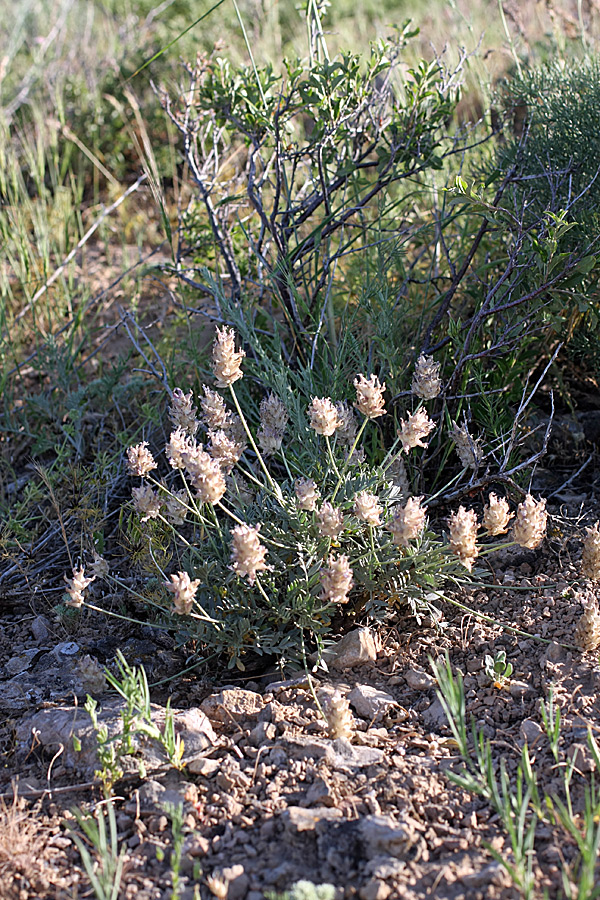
[448,506,479,571]
[483,493,513,536]
[164,571,201,616]
[230,523,269,585]
[354,373,386,419]
[388,496,426,547]
[308,397,342,436]
[212,326,245,388]
[397,408,436,453]
[512,495,547,549]
[169,388,199,437]
[353,491,382,526]
[64,566,95,608]
[126,442,157,477]
[200,385,232,431]
[182,445,227,504]
[320,554,354,605]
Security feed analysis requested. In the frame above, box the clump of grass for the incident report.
[434,655,600,900]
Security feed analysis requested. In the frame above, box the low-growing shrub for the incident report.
[66,325,551,670]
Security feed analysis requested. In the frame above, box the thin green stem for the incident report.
[82,602,167,630]
[216,499,246,527]
[331,416,369,502]
[380,435,402,473]
[324,434,341,480]
[229,385,282,500]
[300,629,327,723]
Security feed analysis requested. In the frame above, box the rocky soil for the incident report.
[1,495,600,900]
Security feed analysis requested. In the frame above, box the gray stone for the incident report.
[421,698,448,730]
[330,628,378,669]
[248,721,277,747]
[359,815,416,858]
[330,738,385,770]
[201,688,264,722]
[545,641,563,664]
[54,641,79,656]
[359,880,391,900]
[6,649,44,676]
[31,616,50,642]
[282,806,343,833]
[16,700,216,773]
[520,718,542,745]
[264,675,313,693]
[304,776,336,807]
[348,685,395,720]
[567,742,596,773]
[405,669,434,691]
[268,747,288,766]
[509,680,534,699]
[364,856,406,880]
[462,862,507,888]
[187,757,221,776]
[281,734,384,770]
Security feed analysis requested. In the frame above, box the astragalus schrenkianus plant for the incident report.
[61,324,549,671]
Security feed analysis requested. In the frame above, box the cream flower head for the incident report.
[200,385,232,431]
[411,354,442,400]
[164,571,201,616]
[354,373,386,419]
[397,408,436,453]
[212,326,245,388]
[208,429,246,474]
[582,521,600,582]
[512,495,547,549]
[316,502,344,539]
[483,493,514,536]
[353,491,382,526]
[166,428,192,470]
[320,554,354,605]
[308,397,342,436]
[64,566,95,608]
[132,484,162,521]
[169,388,199,437]
[182,445,227,504]
[574,590,600,651]
[388,496,426,547]
[295,478,320,512]
[448,506,479,571]
[126,442,157,477]
[230,523,269,585]
[257,393,288,456]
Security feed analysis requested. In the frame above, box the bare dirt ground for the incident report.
[2,478,600,900]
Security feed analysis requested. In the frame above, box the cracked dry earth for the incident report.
[1,503,600,900]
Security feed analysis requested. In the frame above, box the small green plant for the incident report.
[484,649,513,689]
[84,650,184,795]
[163,801,186,900]
[540,687,561,764]
[68,799,126,900]
[433,654,600,900]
